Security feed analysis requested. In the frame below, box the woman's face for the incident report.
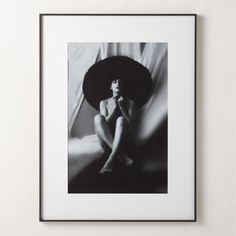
[110,79,122,93]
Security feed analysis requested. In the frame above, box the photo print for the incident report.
[68,42,168,193]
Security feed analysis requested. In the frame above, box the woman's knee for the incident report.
[94,114,105,126]
[116,117,127,127]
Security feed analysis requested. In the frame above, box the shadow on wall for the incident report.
[71,99,98,138]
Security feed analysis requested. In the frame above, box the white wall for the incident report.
[0,0,235,235]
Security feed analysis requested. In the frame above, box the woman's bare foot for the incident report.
[99,154,115,175]
[119,154,133,166]
[99,165,112,175]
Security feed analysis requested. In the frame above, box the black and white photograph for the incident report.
[68,42,168,193]
[1,0,236,232]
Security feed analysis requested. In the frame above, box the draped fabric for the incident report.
[68,43,167,145]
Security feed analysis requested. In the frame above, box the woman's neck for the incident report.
[112,92,120,98]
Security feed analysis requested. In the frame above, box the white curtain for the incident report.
[68,42,167,145]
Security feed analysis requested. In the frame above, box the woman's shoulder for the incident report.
[100,98,112,105]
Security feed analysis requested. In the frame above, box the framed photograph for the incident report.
[40,14,196,221]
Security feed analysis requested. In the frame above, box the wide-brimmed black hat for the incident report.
[82,56,152,110]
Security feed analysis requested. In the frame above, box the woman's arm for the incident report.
[99,101,108,117]
[118,99,135,123]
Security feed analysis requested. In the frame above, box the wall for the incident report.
[0,0,235,235]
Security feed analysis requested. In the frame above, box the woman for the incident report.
[94,79,135,174]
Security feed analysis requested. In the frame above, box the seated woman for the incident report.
[94,79,135,174]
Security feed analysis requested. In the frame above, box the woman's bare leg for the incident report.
[94,114,114,149]
[94,115,133,174]
[100,117,127,174]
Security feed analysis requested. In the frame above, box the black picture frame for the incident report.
[40,13,197,222]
